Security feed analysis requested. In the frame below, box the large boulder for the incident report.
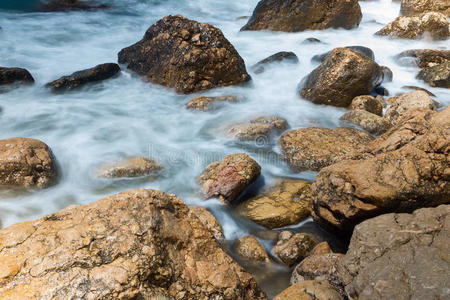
[241,0,362,32]
[396,49,450,68]
[400,0,450,17]
[279,127,373,172]
[190,206,225,241]
[417,60,450,88]
[0,67,34,87]
[274,280,343,300]
[96,156,163,179]
[340,110,392,135]
[0,137,57,189]
[385,91,439,125]
[234,235,270,263]
[312,107,450,233]
[338,205,450,300]
[0,189,267,299]
[300,48,384,107]
[40,0,108,11]
[118,15,250,94]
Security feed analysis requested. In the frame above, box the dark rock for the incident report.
[417,61,450,88]
[40,0,108,11]
[302,37,322,44]
[0,67,34,87]
[251,51,299,74]
[380,66,393,82]
[312,46,375,63]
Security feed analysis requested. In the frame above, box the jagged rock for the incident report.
[236,179,312,229]
[118,15,250,94]
[227,116,289,142]
[396,49,450,68]
[310,242,333,255]
[190,206,225,240]
[0,189,267,299]
[338,205,450,300]
[349,95,385,116]
[417,61,450,88]
[0,67,34,87]
[272,231,316,266]
[340,110,392,135]
[400,0,450,17]
[0,137,57,189]
[312,46,375,63]
[40,0,108,11]
[274,280,343,300]
[234,236,270,263]
[251,51,299,74]
[185,96,238,111]
[241,0,362,32]
[385,91,439,125]
[96,156,162,179]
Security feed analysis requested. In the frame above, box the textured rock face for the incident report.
[349,95,384,116]
[401,0,450,17]
[227,116,289,142]
[190,206,225,240]
[375,12,450,40]
[197,153,261,204]
[0,189,267,299]
[241,0,362,32]
[96,156,163,179]
[274,280,343,300]
[185,96,238,111]
[312,46,375,63]
[312,107,450,233]
[0,67,34,87]
[234,236,270,263]
[279,127,373,172]
[251,51,299,74]
[310,241,333,255]
[46,63,120,92]
[417,60,450,88]
[338,205,450,300]
[300,48,384,107]
[385,91,439,125]
[118,15,250,94]
[40,0,108,11]
[0,137,57,188]
[396,49,450,68]
[273,231,316,266]
[340,110,392,135]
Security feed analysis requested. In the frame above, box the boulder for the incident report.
[46,63,120,92]
[0,137,57,188]
[375,12,450,40]
[396,49,450,68]
[312,107,450,233]
[227,116,289,142]
[0,189,267,299]
[190,206,225,240]
[234,236,270,263]
[40,0,108,11]
[338,205,450,300]
[118,15,250,94]
[272,231,316,266]
[340,110,392,135]
[251,51,299,74]
[241,0,362,32]
[0,67,34,87]
[312,45,375,63]
[385,91,439,125]
[197,153,261,204]
[96,156,163,179]
[185,96,238,112]
[310,241,333,255]
[400,0,450,17]
[273,280,343,300]
[300,48,384,107]
[279,127,374,172]
[349,95,385,116]
[417,61,450,88]
[236,179,312,229]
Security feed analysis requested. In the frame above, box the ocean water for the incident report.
[0,0,449,297]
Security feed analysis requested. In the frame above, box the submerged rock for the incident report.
[396,49,450,68]
[385,91,439,125]
[251,51,299,74]
[417,61,450,88]
[185,96,238,111]
[241,0,362,32]
[0,67,34,87]
[227,116,289,142]
[400,0,450,17]
[118,15,250,94]
[40,0,108,11]
[273,231,316,266]
[96,156,163,179]
[190,206,225,240]
[0,189,267,299]
[312,45,375,63]
[340,110,392,135]
[274,280,343,300]
[235,235,270,263]
[401,85,436,96]
[349,95,385,116]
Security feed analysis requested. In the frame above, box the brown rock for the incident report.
[251,51,299,74]
[236,179,312,229]
[385,91,439,125]
[0,189,267,299]
[401,85,436,96]
[185,96,238,111]
[96,156,163,179]
[349,95,385,116]
[197,153,261,204]
[417,60,450,88]
[118,15,250,94]
[227,116,289,142]
[338,205,450,300]
[401,0,450,17]
[0,67,34,87]
[190,206,225,240]
[274,280,343,300]
[310,241,333,255]
[273,231,316,266]
[279,127,374,172]
[396,49,450,68]
[300,48,384,107]
[40,0,108,11]
[234,236,270,263]
[0,137,57,189]
[241,0,362,32]
[340,110,392,135]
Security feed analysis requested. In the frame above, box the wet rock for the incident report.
[251,51,299,74]
[197,153,261,204]
[185,96,238,111]
[340,110,392,135]
[234,236,270,263]
[375,12,450,40]
[0,67,34,87]
[312,107,450,233]
[41,0,108,11]
[338,205,450,300]
[190,206,225,240]
[241,0,362,32]
[274,280,343,300]
[312,45,375,63]
[300,48,384,107]
[349,95,385,116]
[0,189,267,299]
[396,49,450,68]
[302,37,322,44]
[46,63,120,92]
[385,91,439,125]
[227,116,289,142]
[118,15,250,94]
[400,0,450,17]
[279,127,374,172]
[380,66,393,82]
[273,231,316,266]
[417,61,450,88]
[236,179,312,229]
[96,156,163,179]
[0,137,57,189]
[402,85,436,96]
[310,241,333,255]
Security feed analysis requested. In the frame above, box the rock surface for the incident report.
[234,236,270,263]
[0,67,34,87]
[185,96,238,111]
[0,189,267,299]
[118,15,250,94]
[279,127,373,172]
[310,241,333,255]
[96,156,163,179]
[312,45,375,63]
[417,60,450,88]
[40,0,108,11]
[274,280,343,300]
[349,95,385,116]
[251,51,299,74]
[338,205,450,300]
[241,0,362,32]
[0,137,57,188]
[396,49,450,68]
[340,110,392,135]
[190,206,225,240]
[385,91,439,125]
[273,231,316,266]
[227,116,289,142]
[400,0,450,17]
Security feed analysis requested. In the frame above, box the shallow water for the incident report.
[0,0,449,297]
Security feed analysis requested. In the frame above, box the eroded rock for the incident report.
[273,231,316,266]
[96,156,163,179]
[340,110,392,135]
[417,60,450,88]
[385,91,439,125]
[234,235,270,263]
[190,206,225,241]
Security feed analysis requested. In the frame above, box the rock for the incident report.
[0,67,34,87]
[417,61,450,88]
[0,137,57,189]
[312,107,450,233]
[46,63,120,92]
[349,95,385,116]
[396,49,450,68]
[40,0,108,11]
[279,127,374,172]
[380,66,394,82]
[385,91,439,125]
[227,116,289,142]
[400,0,450,17]
[185,96,238,111]
[274,280,343,300]
[0,189,267,299]
[241,0,362,32]
[96,156,163,179]
[273,231,316,266]
[401,85,436,97]
[375,12,450,40]
[302,37,322,44]
[312,45,375,63]
[251,51,299,74]
[197,153,261,204]
[190,206,225,240]
[338,205,450,300]
[310,241,333,255]
[236,179,312,229]
[118,15,250,94]
[234,236,270,263]
[340,110,392,135]
[300,48,384,107]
